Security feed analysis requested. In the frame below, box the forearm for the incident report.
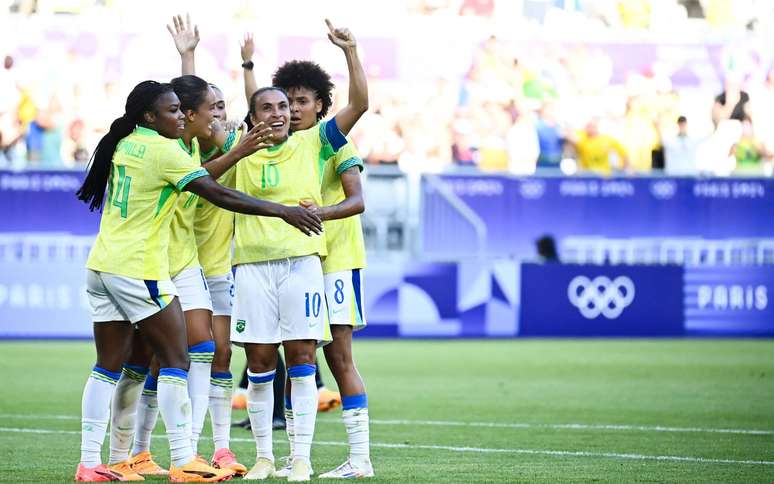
[189,178,285,217]
[181,52,195,75]
[203,148,244,180]
[244,66,258,108]
[344,46,369,117]
[318,194,364,221]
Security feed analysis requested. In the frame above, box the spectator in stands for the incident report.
[0,55,22,165]
[570,118,629,176]
[732,117,765,175]
[663,116,698,175]
[535,101,564,169]
[712,75,749,127]
[505,100,539,175]
[622,96,660,173]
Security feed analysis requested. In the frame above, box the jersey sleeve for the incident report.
[157,142,209,191]
[333,138,364,175]
[317,118,348,161]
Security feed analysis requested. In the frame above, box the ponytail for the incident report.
[76,115,134,211]
[76,80,173,211]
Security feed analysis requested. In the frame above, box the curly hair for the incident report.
[272,60,334,120]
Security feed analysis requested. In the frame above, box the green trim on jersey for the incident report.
[155,184,176,217]
[336,156,364,175]
[176,168,208,191]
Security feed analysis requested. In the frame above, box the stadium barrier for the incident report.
[1,170,773,338]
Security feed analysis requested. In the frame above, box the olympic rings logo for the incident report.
[567,276,636,319]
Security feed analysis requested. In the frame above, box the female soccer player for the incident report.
[75,80,321,483]
[241,32,373,479]
[230,19,368,482]
[169,14,250,473]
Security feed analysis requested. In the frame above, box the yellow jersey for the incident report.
[168,137,202,276]
[320,139,366,273]
[575,133,627,176]
[233,120,346,265]
[194,129,241,277]
[86,126,208,280]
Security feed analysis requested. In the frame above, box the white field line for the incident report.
[1,413,771,436]
[0,426,772,467]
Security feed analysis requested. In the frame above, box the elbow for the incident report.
[353,197,365,215]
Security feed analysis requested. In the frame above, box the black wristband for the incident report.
[241,60,254,70]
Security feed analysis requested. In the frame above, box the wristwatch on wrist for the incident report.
[241,60,254,70]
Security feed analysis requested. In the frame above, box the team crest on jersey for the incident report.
[236,319,246,333]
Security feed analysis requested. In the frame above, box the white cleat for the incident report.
[274,456,292,478]
[244,457,275,480]
[287,458,313,482]
[319,459,374,479]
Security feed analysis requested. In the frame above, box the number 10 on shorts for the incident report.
[305,292,322,318]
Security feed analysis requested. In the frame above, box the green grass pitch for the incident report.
[0,339,773,483]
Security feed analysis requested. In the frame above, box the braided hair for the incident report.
[272,60,334,120]
[76,80,173,211]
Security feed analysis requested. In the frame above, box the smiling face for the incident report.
[287,86,322,131]
[250,89,290,143]
[184,86,218,139]
[145,91,185,139]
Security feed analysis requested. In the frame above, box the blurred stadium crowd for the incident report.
[2,0,774,176]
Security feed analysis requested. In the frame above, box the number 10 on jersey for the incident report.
[305,291,322,318]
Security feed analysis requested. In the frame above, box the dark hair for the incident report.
[536,235,560,263]
[677,115,687,124]
[76,80,173,211]
[170,74,210,112]
[272,60,333,120]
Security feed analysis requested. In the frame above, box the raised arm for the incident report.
[167,13,200,75]
[326,19,368,136]
[202,122,273,179]
[241,33,259,107]
[300,167,364,221]
[186,176,322,235]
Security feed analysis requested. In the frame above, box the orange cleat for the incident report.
[168,458,234,482]
[211,448,247,477]
[317,387,342,412]
[127,451,168,476]
[108,461,145,481]
[75,463,121,482]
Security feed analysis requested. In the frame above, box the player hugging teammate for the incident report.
[74,13,372,483]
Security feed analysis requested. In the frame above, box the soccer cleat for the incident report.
[272,417,287,430]
[168,459,234,482]
[231,392,247,410]
[273,457,292,478]
[287,458,313,482]
[211,448,247,477]
[318,459,374,479]
[231,417,250,430]
[244,457,275,480]
[74,463,121,482]
[128,451,169,476]
[108,461,145,481]
[317,387,341,412]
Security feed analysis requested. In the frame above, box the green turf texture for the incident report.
[0,340,772,483]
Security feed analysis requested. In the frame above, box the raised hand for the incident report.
[167,13,200,55]
[240,33,255,62]
[233,121,274,158]
[325,18,356,50]
[281,205,323,236]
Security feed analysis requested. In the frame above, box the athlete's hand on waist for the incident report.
[280,205,323,236]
